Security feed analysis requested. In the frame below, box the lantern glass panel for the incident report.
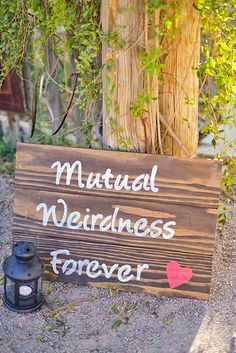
[5,276,15,305]
[18,279,41,307]
[37,276,43,296]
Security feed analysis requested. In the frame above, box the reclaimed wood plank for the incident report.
[13,235,212,300]
[15,143,222,208]
[14,188,218,255]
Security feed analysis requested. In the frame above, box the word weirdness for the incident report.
[36,200,176,239]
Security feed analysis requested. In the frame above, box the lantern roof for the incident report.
[3,241,44,281]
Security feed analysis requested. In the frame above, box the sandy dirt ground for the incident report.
[0,175,235,353]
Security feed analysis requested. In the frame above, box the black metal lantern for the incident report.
[3,241,44,313]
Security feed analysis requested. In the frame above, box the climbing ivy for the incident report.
[0,0,31,82]
[195,0,236,198]
[32,0,101,112]
[129,0,184,153]
[0,0,101,147]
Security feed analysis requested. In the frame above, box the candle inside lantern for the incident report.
[19,285,32,296]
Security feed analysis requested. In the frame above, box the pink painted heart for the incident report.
[166,261,192,288]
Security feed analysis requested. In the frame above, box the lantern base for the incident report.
[3,296,43,313]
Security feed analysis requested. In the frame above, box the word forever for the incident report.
[50,249,150,283]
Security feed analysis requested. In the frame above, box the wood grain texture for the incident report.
[13,143,222,300]
[159,0,200,156]
[101,0,147,152]
[0,70,25,114]
[14,188,217,255]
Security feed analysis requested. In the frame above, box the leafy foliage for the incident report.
[0,0,31,82]
[0,0,101,146]
[0,136,15,161]
[0,135,16,175]
[195,0,236,196]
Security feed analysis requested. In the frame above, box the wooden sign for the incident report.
[13,143,222,300]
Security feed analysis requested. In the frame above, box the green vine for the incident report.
[195,0,236,198]
[128,0,183,148]
[0,0,32,82]
[30,0,101,112]
[0,0,101,146]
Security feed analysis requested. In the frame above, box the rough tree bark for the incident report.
[101,0,200,156]
[159,0,200,156]
[101,0,147,152]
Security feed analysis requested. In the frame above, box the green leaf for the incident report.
[211,138,216,148]
[209,57,216,68]
[201,125,210,135]
[219,42,229,51]
[202,46,209,57]
[110,305,119,314]
[112,319,122,329]
[165,19,172,30]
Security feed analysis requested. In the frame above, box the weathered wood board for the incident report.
[13,143,222,300]
[0,70,25,114]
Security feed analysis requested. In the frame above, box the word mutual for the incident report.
[51,161,159,193]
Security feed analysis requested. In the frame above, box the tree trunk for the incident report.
[159,0,200,156]
[101,0,200,156]
[101,0,147,152]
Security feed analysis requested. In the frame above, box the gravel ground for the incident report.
[0,175,235,353]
